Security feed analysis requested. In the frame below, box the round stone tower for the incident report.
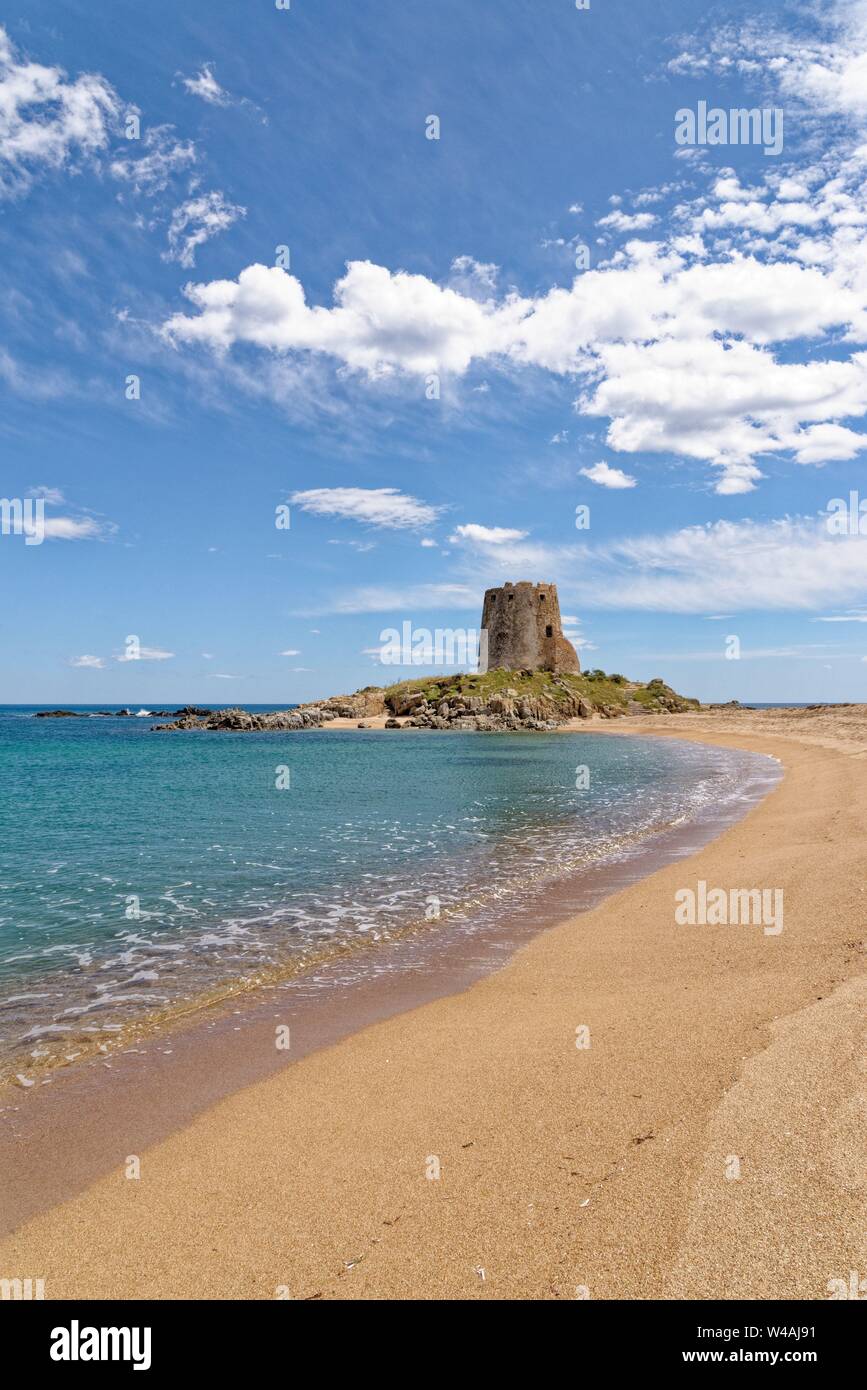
[481,582,581,674]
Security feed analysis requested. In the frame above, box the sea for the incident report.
[0,705,781,1078]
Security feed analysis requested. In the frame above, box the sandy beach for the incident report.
[1,708,864,1300]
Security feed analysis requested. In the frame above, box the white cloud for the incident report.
[0,26,119,196]
[42,515,103,540]
[69,654,104,669]
[293,583,480,616]
[162,260,526,375]
[161,246,867,493]
[290,486,443,530]
[448,255,499,296]
[450,513,867,614]
[158,2,867,494]
[181,63,231,106]
[584,517,867,612]
[164,191,245,267]
[109,125,195,194]
[449,523,529,544]
[279,649,301,656]
[28,485,65,503]
[579,462,637,489]
[596,210,657,233]
[420,537,437,548]
[114,645,175,663]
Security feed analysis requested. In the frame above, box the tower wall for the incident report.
[481,582,581,674]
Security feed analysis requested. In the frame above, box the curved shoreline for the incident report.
[0,732,778,1234]
[0,729,773,1089]
[1,711,863,1298]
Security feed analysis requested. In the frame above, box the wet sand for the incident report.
[0,710,864,1299]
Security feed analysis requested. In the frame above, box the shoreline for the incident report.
[1,711,864,1298]
[0,724,772,1093]
[0,731,776,1233]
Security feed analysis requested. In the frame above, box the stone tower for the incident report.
[481,582,580,674]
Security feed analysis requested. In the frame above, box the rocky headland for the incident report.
[151,669,700,733]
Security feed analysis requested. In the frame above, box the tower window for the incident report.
[508,593,514,600]
[539,593,546,601]
[545,625,553,638]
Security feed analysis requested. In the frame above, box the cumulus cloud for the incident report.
[0,26,119,196]
[449,524,529,544]
[579,462,637,489]
[163,244,867,492]
[163,261,527,375]
[289,486,443,530]
[596,210,657,233]
[159,1,867,494]
[164,191,245,267]
[68,654,105,669]
[667,0,867,124]
[448,255,499,296]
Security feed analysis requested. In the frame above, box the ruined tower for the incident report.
[481,582,581,675]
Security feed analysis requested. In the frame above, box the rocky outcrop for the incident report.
[153,706,323,732]
[151,672,698,734]
[310,688,388,720]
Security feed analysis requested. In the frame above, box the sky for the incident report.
[3,0,867,703]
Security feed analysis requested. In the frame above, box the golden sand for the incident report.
[0,709,864,1299]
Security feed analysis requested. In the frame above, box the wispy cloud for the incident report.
[290,487,444,530]
[114,645,175,663]
[449,514,867,614]
[109,125,195,195]
[180,63,231,107]
[292,583,480,616]
[164,191,245,268]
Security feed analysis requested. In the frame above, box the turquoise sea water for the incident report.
[0,706,779,1072]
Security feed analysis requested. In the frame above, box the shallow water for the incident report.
[0,706,779,1072]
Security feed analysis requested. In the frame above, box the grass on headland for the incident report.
[370,667,700,713]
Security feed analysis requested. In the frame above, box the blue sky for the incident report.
[3,0,867,702]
